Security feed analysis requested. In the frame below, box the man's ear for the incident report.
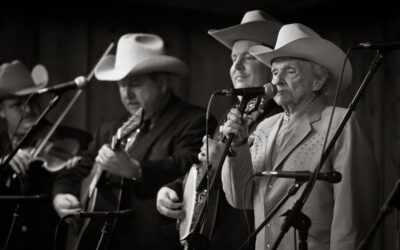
[312,74,328,92]
[160,74,169,93]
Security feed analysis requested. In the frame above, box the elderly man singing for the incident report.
[211,23,380,250]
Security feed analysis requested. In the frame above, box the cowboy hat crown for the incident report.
[208,10,282,49]
[249,23,353,95]
[95,33,188,81]
[0,60,48,99]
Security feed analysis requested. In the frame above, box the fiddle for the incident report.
[30,132,86,172]
[0,122,91,195]
[0,46,113,194]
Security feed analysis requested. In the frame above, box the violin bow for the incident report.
[32,42,115,158]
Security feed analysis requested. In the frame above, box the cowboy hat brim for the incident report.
[95,55,189,81]
[0,62,49,99]
[250,37,352,95]
[208,20,282,49]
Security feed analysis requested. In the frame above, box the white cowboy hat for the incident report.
[208,10,282,49]
[0,60,48,99]
[249,23,352,95]
[95,33,189,81]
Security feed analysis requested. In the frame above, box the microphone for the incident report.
[213,83,277,98]
[254,170,342,183]
[69,209,135,220]
[355,41,400,50]
[35,76,87,95]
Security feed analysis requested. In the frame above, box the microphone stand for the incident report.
[238,181,304,250]
[1,203,19,250]
[96,215,113,250]
[61,209,134,250]
[356,179,400,250]
[0,194,48,201]
[270,50,385,250]
[186,96,252,250]
[0,194,48,250]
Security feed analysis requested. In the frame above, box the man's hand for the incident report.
[222,108,249,147]
[95,144,141,179]
[62,156,82,169]
[53,193,82,218]
[6,149,33,176]
[156,187,184,219]
[198,135,225,164]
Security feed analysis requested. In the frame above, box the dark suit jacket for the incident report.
[53,94,217,250]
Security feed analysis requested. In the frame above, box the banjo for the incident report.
[179,96,266,248]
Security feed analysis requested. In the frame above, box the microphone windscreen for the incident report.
[31,64,49,86]
[264,83,277,98]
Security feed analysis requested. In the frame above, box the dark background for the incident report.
[0,0,399,248]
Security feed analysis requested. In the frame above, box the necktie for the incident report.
[140,119,151,134]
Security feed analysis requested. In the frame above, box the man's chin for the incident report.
[233,81,257,89]
[127,106,141,115]
[274,95,290,106]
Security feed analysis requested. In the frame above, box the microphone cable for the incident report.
[241,173,258,250]
[53,214,70,250]
[205,93,217,196]
[0,93,34,170]
[301,47,353,203]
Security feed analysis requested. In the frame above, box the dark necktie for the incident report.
[125,120,151,154]
[140,119,151,134]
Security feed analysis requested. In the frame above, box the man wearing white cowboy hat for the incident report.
[156,10,283,249]
[218,23,380,250]
[0,60,91,250]
[52,33,216,250]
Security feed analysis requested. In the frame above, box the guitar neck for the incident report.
[87,163,103,199]
[80,109,143,208]
[87,135,123,198]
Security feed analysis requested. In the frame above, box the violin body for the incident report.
[35,137,83,172]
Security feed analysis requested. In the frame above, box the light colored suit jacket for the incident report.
[222,98,379,250]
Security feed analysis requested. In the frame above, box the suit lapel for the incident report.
[264,114,283,171]
[129,95,185,161]
[272,99,325,170]
[272,119,311,170]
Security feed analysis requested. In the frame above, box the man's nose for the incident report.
[126,87,137,98]
[233,57,244,70]
[272,74,284,86]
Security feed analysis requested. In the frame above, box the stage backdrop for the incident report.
[0,4,398,249]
